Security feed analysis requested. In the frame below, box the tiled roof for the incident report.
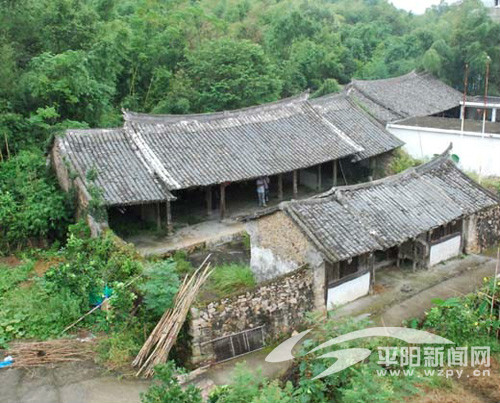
[123,96,364,190]
[56,93,405,206]
[311,93,404,160]
[283,147,499,263]
[346,71,463,123]
[56,128,173,206]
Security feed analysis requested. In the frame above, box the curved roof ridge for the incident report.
[123,92,310,123]
[65,127,124,136]
[351,70,418,86]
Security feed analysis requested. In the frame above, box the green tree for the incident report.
[0,150,72,251]
[171,39,282,112]
[19,50,114,125]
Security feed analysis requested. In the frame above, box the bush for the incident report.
[423,277,500,348]
[0,283,83,345]
[44,222,142,307]
[139,260,180,318]
[388,149,422,175]
[214,363,263,403]
[140,361,203,403]
[0,150,72,252]
[172,251,194,276]
[0,261,33,295]
[0,222,145,344]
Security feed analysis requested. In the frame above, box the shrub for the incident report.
[214,363,263,403]
[139,260,180,318]
[172,251,194,276]
[0,261,33,295]
[423,277,500,348]
[44,222,142,308]
[140,361,203,403]
[388,149,422,175]
[0,222,145,344]
[0,283,83,344]
[0,150,72,252]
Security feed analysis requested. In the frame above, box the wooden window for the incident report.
[325,261,339,287]
[325,258,359,288]
[340,257,359,278]
[431,220,462,242]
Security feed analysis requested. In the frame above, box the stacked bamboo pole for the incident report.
[133,256,213,378]
[8,339,95,368]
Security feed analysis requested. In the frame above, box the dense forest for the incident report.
[1,0,499,247]
[1,2,500,399]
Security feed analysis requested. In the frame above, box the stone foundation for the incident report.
[190,267,315,365]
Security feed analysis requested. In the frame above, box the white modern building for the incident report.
[346,71,500,177]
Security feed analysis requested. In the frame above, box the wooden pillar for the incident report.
[317,164,322,191]
[156,202,161,231]
[292,170,298,199]
[333,160,338,187]
[369,253,375,295]
[166,200,173,234]
[220,183,226,221]
[206,187,212,217]
[412,244,417,272]
[278,174,283,201]
[369,158,376,180]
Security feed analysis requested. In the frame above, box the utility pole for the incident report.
[460,63,469,133]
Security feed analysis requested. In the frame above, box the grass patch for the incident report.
[0,261,34,295]
[96,327,143,371]
[199,264,256,302]
[210,264,256,295]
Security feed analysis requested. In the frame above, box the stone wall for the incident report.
[464,206,500,253]
[476,206,500,251]
[51,139,107,236]
[190,267,315,366]
[246,210,327,312]
[246,211,319,281]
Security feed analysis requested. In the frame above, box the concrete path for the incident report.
[128,220,245,257]
[335,254,498,323]
[380,258,499,326]
[0,361,149,403]
[193,348,289,386]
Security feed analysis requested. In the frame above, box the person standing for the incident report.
[256,177,267,207]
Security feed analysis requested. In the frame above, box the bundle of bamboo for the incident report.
[133,256,212,378]
[7,339,96,368]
